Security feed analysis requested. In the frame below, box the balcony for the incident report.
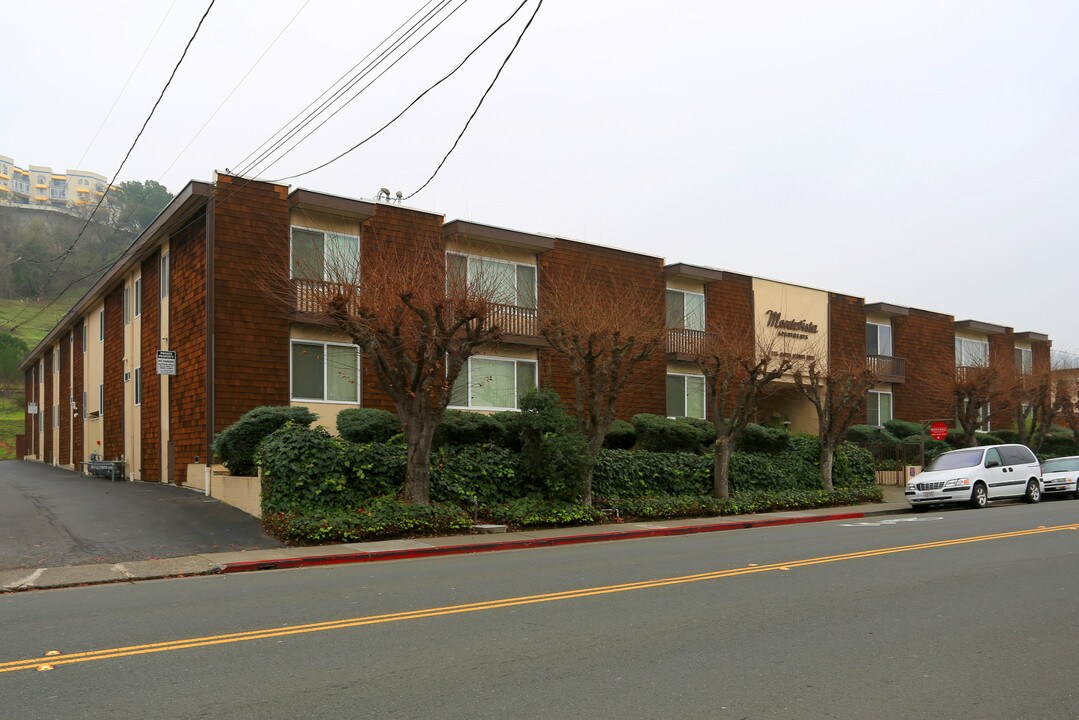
[490,302,540,341]
[667,328,708,358]
[289,278,358,319]
[866,354,906,383]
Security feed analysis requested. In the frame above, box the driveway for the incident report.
[0,460,282,571]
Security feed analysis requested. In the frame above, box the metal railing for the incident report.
[290,279,358,316]
[666,328,709,356]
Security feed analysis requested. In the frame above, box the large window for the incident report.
[446,253,536,308]
[1015,347,1032,375]
[866,322,892,356]
[667,373,705,419]
[450,356,537,410]
[867,390,893,426]
[666,290,705,331]
[134,367,142,406]
[290,341,360,403]
[291,227,359,282]
[955,337,989,367]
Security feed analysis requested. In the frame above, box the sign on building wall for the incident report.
[27,402,38,415]
[752,278,829,370]
[156,350,177,376]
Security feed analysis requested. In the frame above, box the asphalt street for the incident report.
[2,498,1076,719]
[0,460,281,570]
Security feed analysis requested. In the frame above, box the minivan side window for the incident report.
[999,445,1036,465]
[984,448,1002,468]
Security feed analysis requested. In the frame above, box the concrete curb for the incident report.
[218,509,874,574]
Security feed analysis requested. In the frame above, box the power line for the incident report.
[404,0,542,200]
[249,0,469,180]
[3,0,216,331]
[231,0,447,178]
[271,0,532,184]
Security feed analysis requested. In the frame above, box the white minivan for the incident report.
[905,444,1043,510]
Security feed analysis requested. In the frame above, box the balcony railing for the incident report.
[490,303,538,337]
[866,354,906,383]
[667,328,708,356]
[290,278,358,316]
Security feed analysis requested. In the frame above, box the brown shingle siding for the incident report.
[43,353,52,463]
[141,250,161,481]
[168,215,207,483]
[103,286,124,459]
[73,320,83,465]
[58,335,70,466]
[894,308,954,423]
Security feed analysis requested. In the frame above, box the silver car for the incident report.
[905,444,1043,510]
[1040,456,1079,498]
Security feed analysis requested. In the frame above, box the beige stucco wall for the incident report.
[666,277,705,294]
[445,237,537,265]
[752,278,829,373]
[666,360,702,376]
[290,209,362,238]
[86,303,105,459]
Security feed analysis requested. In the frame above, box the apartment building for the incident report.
[19,172,1052,484]
[0,154,115,209]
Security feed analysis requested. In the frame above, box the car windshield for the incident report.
[925,448,984,472]
[1041,458,1079,473]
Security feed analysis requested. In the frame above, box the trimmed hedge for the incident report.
[434,410,507,448]
[603,419,637,450]
[262,497,471,544]
[213,406,318,477]
[736,423,790,454]
[479,498,603,528]
[884,419,923,439]
[631,414,702,453]
[845,424,900,446]
[337,408,401,444]
[604,486,883,520]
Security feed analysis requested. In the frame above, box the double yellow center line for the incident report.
[3,523,1076,674]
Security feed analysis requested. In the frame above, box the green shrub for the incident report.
[603,486,884,521]
[257,424,349,515]
[336,408,401,444]
[678,417,717,447]
[517,390,589,501]
[974,433,1005,446]
[214,406,318,477]
[632,413,702,453]
[262,497,471,544]
[844,424,899,446]
[431,444,525,504]
[736,423,790,454]
[883,419,923,439]
[593,449,712,498]
[989,429,1020,444]
[834,442,875,487]
[340,442,406,499]
[603,419,637,450]
[479,498,603,528]
[1039,434,1079,458]
[491,410,526,452]
[434,410,507,447]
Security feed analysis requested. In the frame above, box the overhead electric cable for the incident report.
[231,0,446,177]
[4,0,216,331]
[270,0,532,184]
[404,0,543,199]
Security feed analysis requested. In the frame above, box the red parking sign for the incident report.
[929,421,948,440]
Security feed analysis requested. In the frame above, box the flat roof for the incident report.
[444,219,555,252]
[1015,331,1049,342]
[664,263,724,283]
[955,319,1008,335]
[865,302,910,317]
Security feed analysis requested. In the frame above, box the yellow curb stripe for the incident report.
[3,523,1075,674]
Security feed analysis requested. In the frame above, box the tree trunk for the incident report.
[581,425,607,507]
[713,435,734,499]
[403,417,435,506]
[819,438,836,492]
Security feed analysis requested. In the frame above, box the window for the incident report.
[866,322,893,356]
[123,286,130,325]
[134,277,142,317]
[82,391,87,422]
[450,356,537,410]
[99,383,104,415]
[1014,347,1032,375]
[290,341,360,403]
[134,367,142,406]
[99,309,105,341]
[666,289,705,331]
[960,400,990,432]
[160,253,170,298]
[446,253,537,308]
[955,337,989,367]
[867,390,893,426]
[53,406,59,427]
[667,373,705,419]
[81,321,87,352]
[291,227,359,282]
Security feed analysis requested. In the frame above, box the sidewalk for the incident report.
[1,486,911,593]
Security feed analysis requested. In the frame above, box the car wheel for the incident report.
[968,483,988,509]
[1024,479,1041,504]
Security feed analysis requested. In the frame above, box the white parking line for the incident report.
[840,517,943,527]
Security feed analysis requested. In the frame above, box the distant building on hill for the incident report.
[0,154,117,211]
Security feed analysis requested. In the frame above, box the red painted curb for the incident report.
[219,510,867,574]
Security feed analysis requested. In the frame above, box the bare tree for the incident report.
[952,363,1011,448]
[1052,374,1079,447]
[1010,368,1060,453]
[294,228,503,505]
[793,355,877,491]
[539,264,663,506]
[694,326,791,499]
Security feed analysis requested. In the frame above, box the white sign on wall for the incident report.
[156,350,177,376]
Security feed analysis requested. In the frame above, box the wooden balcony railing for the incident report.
[490,303,538,337]
[866,354,906,383]
[667,328,709,356]
[290,278,359,316]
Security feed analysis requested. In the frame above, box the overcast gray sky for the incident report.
[8,1,1078,356]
